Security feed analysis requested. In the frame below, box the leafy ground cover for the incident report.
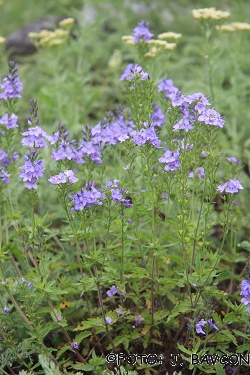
[0,1,250,375]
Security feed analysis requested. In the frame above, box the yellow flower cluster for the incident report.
[122,31,179,57]
[145,39,176,57]
[192,7,230,21]
[158,32,182,40]
[121,35,135,45]
[216,22,250,32]
[0,36,5,44]
[28,18,75,48]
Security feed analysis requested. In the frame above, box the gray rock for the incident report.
[5,16,66,57]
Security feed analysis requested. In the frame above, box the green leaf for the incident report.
[238,241,250,252]
[215,362,226,375]
[223,312,238,324]
[74,330,92,342]
[153,310,169,322]
[237,344,250,353]
[74,317,104,331]
[167,300,193,322]
[72,364,95,371]
[177,343,193,355]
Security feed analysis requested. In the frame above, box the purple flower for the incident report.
[19,149,45,189]
[0,60,23,100]
[217,179,244,194]
[3,306,9,313]
[241,280,250,299]
[184,93,210,114]
[48,170,78,184]
[118,134,129,142]
[51,124,84,164]
[127,218,132,223]
[226,157,240,164]
[158,79,179,98]
[106,181,113,188]
[208,319,219,330]
[78,140,102,164]
[151,105,166,127]
[131,126,161,148]
[28,99,40,126]
[132,21,153,43]
[116,308,123,316]
[91,116,134,147]
[20,277,27,284]
[0,167,10,185]
[28,282,33,288]
[105,317,112,325]
[195,319,206,334]
[111,189,124,203]
[135,315,144,326]
[57,316,63,322]
[70,183,105,211]
[106,285,117,297]
[198,109,224,128]
[173,118,194,132]
[240,280,250,312]
[21,126,51,149]
[0,114,18,129]
[71,342,79,349]
[189,167,205,179]
[158,149,181,171]
[120,63,150,81]
[169,91,185,107]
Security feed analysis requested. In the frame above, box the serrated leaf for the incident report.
[215,362,226,375]
[72,364,95,371]
[177,343,193,355]
[74,331,92,342]
[237,344,250,353]
[167,301,192,321]
[223,312,238,324]
[74,317,104,331]
[154,310,169,322]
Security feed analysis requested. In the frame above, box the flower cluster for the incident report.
[132,21,154,43]
[122,22,178,56]
[0,114,18,129]
[188,314,219,335]
[48,170,78,185]
[217,179,244,194]
[192,7,230,20]
[106,180,133,208]
[0,60,23,100]
[159,149,181,171]
[91,115,135,148]
[240,280,250,314]
[0,167,10,185]
[22,126,52,148]
[151,105,166,127]
[70,182,105,211]
[158,79,179,98]
[120,63,150,81]
[131,125,161,148]
[51,124,83,164]
[19,149,45,190]
[216,22,250,32]
[195,318,219,335]
[189,167,205,179]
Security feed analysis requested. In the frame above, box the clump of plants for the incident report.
[0,9,250,375]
